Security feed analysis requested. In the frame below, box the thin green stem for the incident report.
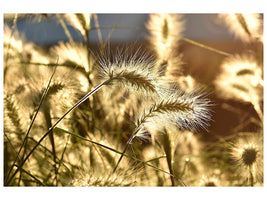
[52,134,70,186]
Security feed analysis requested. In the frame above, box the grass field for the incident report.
[3,13,263,187]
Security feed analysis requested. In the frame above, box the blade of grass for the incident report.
[42,103,58,184]
[179,36,231,56]
[52,134,70,185]
[86,133,111,169]
[6,79,109,185]
[56,127,187,186]
[4,133,20,159]
[112,136,133,173]
[55,127,178,180]
[14,164,46,186]
[27,136,71,174]
[160,131,175,186]
[4,61,58,185]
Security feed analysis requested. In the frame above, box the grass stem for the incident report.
[6,79,110,185]
[4,63,58,185]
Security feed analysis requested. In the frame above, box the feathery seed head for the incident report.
[214,54,263,119]
[4,24,37,66]
[4,24,23,57]
[231,134,262,167]
[200,175,220,186]
[156,53,184,80]
[134,87,212,141]
[218,13,263,43]
[176,75,196,93]
[63,13,91,38]
[96,46,161,95]
[217,54,262,86]
[242,146,257,166]
[146,14,184,60]
[51,42,92,73]
[163,87,212,131]
[230,133,263,184]
[146,14,184,80]
[72,168,135,186]
[4,93,27,137]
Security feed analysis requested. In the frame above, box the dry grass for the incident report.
[3,13,263,187]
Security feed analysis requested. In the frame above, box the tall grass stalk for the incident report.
[56,127,178,179]
[6,79,109,185]
[7,53,156,181]
[5,13,262,186]
[160,131,175,186]
[4,63,58,185]
[113,88,211,175]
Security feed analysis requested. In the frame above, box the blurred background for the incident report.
[4,13,263,139]
[3,13,263,186]
[4,14,254,44]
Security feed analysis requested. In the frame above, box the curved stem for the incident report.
[57,127,179,181]
[6,79,111,185]
[5,65,58,184]
[112,135,134,173]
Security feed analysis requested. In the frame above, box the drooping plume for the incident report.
[214,54,263,120]
[146,14,185,79]
[218,13,263,43]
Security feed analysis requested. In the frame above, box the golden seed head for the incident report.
[63,13,91,38]
[218,13,263,42]
[214,54,263,104]
[230,133,263,184]
[96,46,161,95]
[134,87,212,141]
[146,13,184,59]
[51,42,91,73]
